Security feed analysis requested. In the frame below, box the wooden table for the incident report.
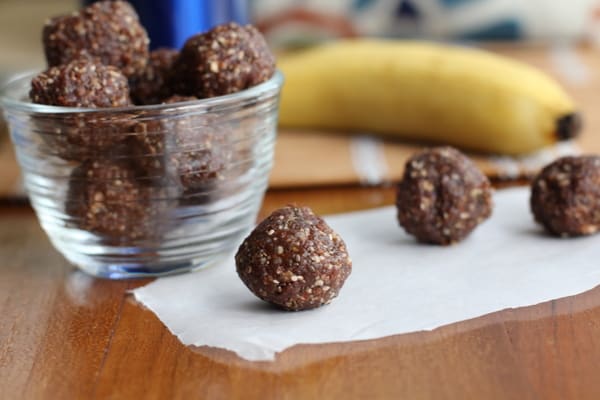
[2,184,600,400]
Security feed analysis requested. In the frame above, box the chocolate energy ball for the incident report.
[129,48,179,105]
[171,22,276,98]
[43,0,149,77]
[129,96,232,191]
[66,158,170,244]
[235,206,352,311]
[30,58,132,160]
[531,156,600,237]
[30,58,131,108]
[396,147,493,245]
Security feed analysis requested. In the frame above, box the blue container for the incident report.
[84,0,249,49]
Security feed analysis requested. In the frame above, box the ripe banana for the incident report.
[278,40,581,155]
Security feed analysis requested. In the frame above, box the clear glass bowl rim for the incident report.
[0,69,284,114]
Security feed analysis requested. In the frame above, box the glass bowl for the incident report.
[0,71,283,279]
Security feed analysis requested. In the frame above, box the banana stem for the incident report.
[557,113,582,141]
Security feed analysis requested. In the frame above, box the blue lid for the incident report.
[83,0,249,50]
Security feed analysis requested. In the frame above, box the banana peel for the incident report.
[277,40,581,155]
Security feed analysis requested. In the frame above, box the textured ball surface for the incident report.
[531,156,600,237]
[396,147,493,245]
[66,158,169,244]
[30,58,132,160]
[30,58,131,108]
[235,206,352,311]
[172,22,275,98]
[43,0,149,77]
[129,48,179,105]
[128,96,232,191]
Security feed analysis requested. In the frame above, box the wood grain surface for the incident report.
[2,186,600,400]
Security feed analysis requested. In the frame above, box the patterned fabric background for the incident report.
[252,0,600,46]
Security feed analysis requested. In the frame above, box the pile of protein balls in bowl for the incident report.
[37,1,275,105]
[29,0,275,243]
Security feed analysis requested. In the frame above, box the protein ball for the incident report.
[129,48,179,105]
[171,22,276,98]
[30,58,131,108]
[43,0,149,77]
[235,206,352,311]
[396,147,493,245]
[531,156,600,237]
[129,96,231,190]
[66,158,169,244]
[29,58,132,160]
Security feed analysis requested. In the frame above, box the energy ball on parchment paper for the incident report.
[171,22,276,98]
[531,155,600,237]
[43,0,149,77]
[129,48,179,105]
[65,158,172,245]
[235,206,352,311]
[396,147,493,245]
[29,58,133,160]
[128,95,233,192]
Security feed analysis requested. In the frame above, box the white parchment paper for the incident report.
[133,188,600,361]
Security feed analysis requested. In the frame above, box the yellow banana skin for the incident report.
[278,40,580,155]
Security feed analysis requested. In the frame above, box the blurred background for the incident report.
[1,0,600,196]
[2,0,600,77]
[253,0,600,46]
